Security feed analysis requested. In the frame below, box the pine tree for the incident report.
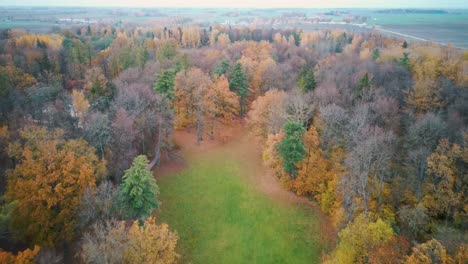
[120,155,159,220]
[297,67,316,93]
[371,48,380,60]
[356,73,371,100]
[399,52,411,71]
[229,63,248,116]
[276,120,306,178]
[402,41,408,49]
[154,69,176,100]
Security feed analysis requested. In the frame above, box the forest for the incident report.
[0,19,466,264]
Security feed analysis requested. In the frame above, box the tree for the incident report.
[214,59,230,76]
[276,120,306,178]
[0,246,40,264]
[84,67,115,111]
[154,68,176,100]
[423,138,466,223]
[111,108,137,180]
[346,126,395,216]
[398,204,430,241]
[81,217,179,264]
[328,214,394,264]
[205,75,239,139]
[78,181,122,228]
[71,89,89,127]
[174,68,212,144]
[297,67,316,93]
[399,52,411,71]
[356,73,371,100]
[6,126,106,246]
[84,112,112,160]
[125,217,179,264]
[402,41,408,49]
[247,90,287,139]
[294,126,343,219]
[80,219,127,264]
[405,239,450,264]
[119,155,159,220]
[372,48,380,60]
[407,113,447,201]
[229,63,248,116]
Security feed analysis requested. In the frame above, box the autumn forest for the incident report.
[0,8,467,264]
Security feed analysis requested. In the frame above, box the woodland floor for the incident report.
[153,121,334,264]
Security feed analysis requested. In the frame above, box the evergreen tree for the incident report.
[214,59,229,76]
[229,63,248,116]
[356,72,371,99]
[120,155,159,220]
[402,41,408,49]
[276,120,306,178]
[297,67,316,93]
[399,52,411,71]
[371,48,380,60]
[154,69,176,100]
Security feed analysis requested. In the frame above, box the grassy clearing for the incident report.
[157,152,321,264]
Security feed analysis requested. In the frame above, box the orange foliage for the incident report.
[247,90,287,140]
[6,127,106,246]
[205,75,239,138]
[0,246,40,264]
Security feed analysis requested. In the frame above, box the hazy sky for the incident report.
[1,0,467,8]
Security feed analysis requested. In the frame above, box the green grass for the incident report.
[157,153,321,264]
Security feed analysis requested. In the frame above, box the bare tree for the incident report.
[345,126,395,217]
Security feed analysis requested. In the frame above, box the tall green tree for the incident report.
[276,120,306,178]
[399,52,411,71]
[229,63,248,116]
[154,69,176,100]
[356,73,371,100]
[371,48,380,60]
[297,67,316,93]
[120,155,159,220]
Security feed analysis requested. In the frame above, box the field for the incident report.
[155,131,324,264]
[1,7,467,48]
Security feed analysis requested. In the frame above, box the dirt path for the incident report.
[154,122,336,250]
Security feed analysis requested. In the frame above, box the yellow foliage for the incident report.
[71,89,90,126]
[125,217,179,264]
[405,239,451,264]
[327,214,394,264]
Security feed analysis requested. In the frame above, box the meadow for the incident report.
[157,148,322,264]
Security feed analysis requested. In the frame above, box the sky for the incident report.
[1,0,467,8]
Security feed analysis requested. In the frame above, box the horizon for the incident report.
[1,0,467,9]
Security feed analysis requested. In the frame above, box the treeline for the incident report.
[0,23,466,263]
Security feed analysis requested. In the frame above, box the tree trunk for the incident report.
[147,119,162,170]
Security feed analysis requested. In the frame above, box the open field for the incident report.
[155,130,325,264]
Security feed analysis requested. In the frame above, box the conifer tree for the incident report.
[120,155,159,220]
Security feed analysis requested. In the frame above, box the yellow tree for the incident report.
[293,126,344,222]
[405,239,451,264]
[71,89,90,127]
[174,68,212,144]
[125,217,179,264]
[423,138,466,222]
[205,75,239,139]
[327,214,394,264]
[6,126,106,246]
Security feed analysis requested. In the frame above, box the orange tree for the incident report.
[6,126,106,246]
